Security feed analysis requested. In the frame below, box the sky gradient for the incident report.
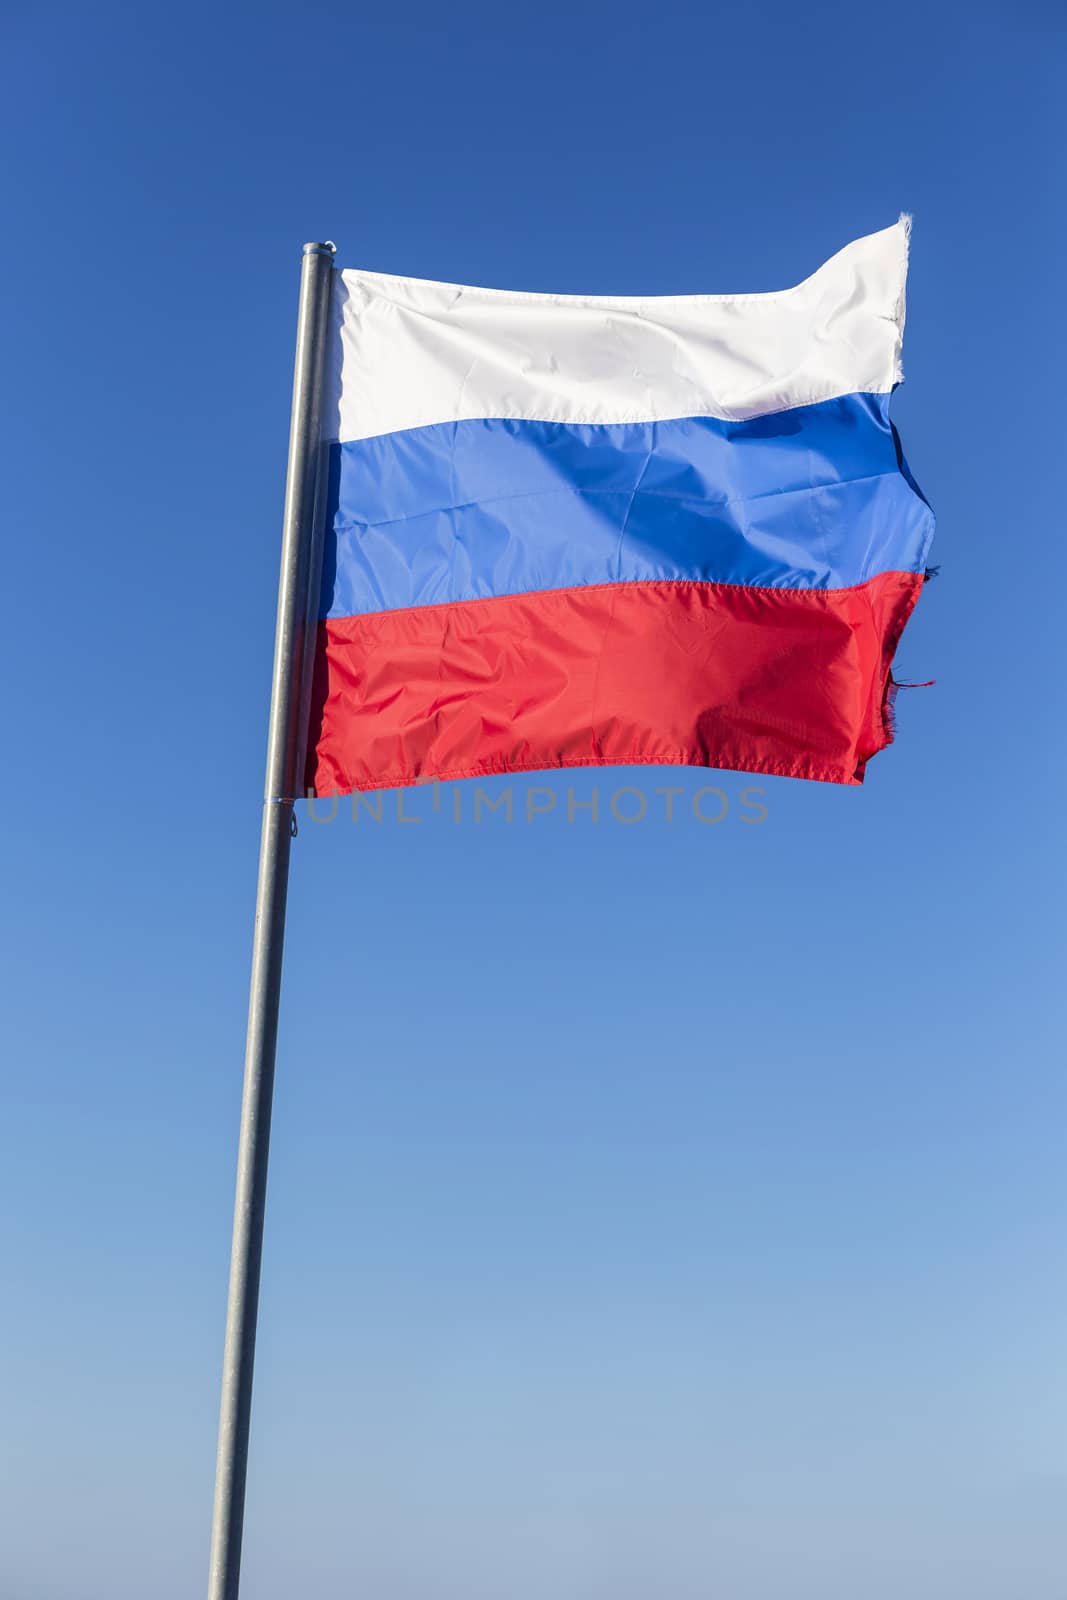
[1,4,1064,1597]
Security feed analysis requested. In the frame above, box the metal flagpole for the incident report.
[207,240,336,1600]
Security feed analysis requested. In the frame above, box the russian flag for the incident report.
[306,218,933,795]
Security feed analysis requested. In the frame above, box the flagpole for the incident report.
[207,240,336,1600]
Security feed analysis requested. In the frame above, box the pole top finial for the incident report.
[304,241,336,257]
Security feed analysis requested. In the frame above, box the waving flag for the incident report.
[306,218,933,794]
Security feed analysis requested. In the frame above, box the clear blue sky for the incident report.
[1,4,1064,1597]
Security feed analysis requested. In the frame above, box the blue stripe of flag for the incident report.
[321,392,933,620]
